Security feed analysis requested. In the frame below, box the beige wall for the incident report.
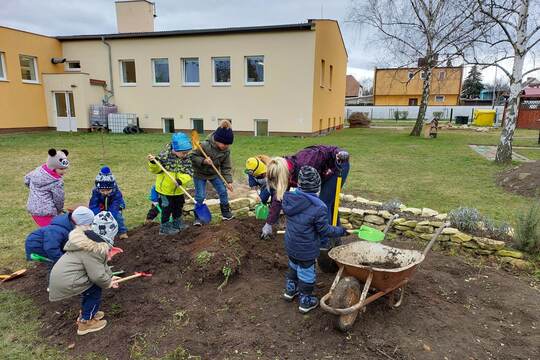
[115,0,154,33]
[43,73,105,129]
[0,27,63,129]
[311,20,348,132]
[61,30,317,134]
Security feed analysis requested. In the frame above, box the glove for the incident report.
[336,150,349,164]
[339,226,349,237]
[260,223,273,240]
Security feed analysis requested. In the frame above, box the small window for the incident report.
[162,118,174,133]
[182,58,199,85]
[0,52,7,80]
[66,61,81,72]
[152,58,169,85]
[192,118,204,134]
[319,118,323,134]
[420,71,427,80]
[320,59,325,87]
[255,119,268,136]
[438,71,446,80]
[407,71,414,80]
[120,60,136,85]
[245,56,264,85]
[19,55,38,83]
[213,57,231,85]
[408,98,418,106]
[329,65,333,90]
[435,95,445,103]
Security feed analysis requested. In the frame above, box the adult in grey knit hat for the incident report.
[298,166,321,194]
[91,211,118,245]
[72,206,95,225]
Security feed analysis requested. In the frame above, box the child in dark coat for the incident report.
[281,166,347,313]
[89,166,128,239]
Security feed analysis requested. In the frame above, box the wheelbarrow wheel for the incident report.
[387,285,405,309]
[318,249,338,273]
[329,276,362,332]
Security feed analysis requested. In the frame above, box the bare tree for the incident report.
[469,0,540,163]
[350,0,483,136]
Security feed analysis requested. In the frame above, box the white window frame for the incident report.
[119,59,136,86]
[151,58,170,86]
[407,71,414,80]
[20,55,39,84]
[0,52,7,81]
[244,55,264,86]
[182,57,200,86]
[435,95,445,103]
[254,119,269,136]
[65,60,81,72]
[212,57,231,86]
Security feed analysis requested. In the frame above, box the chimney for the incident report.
[115,0,156,33]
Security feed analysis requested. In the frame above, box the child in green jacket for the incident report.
[148,132,193,235]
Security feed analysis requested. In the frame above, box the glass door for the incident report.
[54,92,77,132]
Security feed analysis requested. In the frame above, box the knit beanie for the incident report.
[171,132,192,151]
[46,149,69,170]
[95,166,116,189]
[71,206,95,226]
[213,120,234,145]
[298,166,321,194]
[91,211,118,245]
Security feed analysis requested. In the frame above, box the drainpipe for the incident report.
[101,36,114,103]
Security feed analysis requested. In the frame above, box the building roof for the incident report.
[57,22,314,41]
[522,86,540,98]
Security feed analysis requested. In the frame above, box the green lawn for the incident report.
[0,127,536,359]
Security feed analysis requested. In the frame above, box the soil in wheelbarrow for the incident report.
[3,218,540,360]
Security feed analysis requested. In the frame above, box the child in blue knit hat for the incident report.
[89,166,128,239]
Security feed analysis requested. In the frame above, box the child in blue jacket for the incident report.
[89,166,128,239]
[25,206,95,263]
[281,166,347,313]
[145,185,160,224]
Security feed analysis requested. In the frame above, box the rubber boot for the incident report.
[298,281,318,313]
[220,203,234,221]
[283,278,299,301]
[159,222,179,235]
[172,218,188,231]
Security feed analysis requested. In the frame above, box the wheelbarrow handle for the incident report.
[422,222,451,257]
[149,155,196,203]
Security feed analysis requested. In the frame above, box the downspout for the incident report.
[101,36,114,104]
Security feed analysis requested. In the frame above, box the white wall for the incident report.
[346,105,505,124]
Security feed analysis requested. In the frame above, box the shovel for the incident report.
[0,269,27,282]
[276,228,385,243]
[149,154,212,224]
[190,130,230,189]
[111,271,152,284]
[30,253,53,263]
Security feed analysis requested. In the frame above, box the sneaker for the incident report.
[220,203,235,221]
[172,219,188,231]
[298,294,319,314]
[193,218,202,227]
[77,318,107,335]
[159,222,179,235]
[119,233,128,240]
[282,279,299,301]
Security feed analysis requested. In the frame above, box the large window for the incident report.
[245,56,264,85]
[19,55,38,83]
[152,58,169,85]
[212,57,231,85]
[120,60,136,85]
[0,52,6,80]
[182,58,199,85]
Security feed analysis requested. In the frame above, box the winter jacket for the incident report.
[149,185,159,203]
[24,164,65,216]
[190,133,233,183]
[282,189,346,261]
[267,145,342,225]
[148,162,193,196]
[89,186,126,218]
[49,227,112,302]
[25,213,75,263]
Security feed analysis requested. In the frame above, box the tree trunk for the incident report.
[410,67,433,136]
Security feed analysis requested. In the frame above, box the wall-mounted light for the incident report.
[51,57,66,64]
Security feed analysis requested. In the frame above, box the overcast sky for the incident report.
[1,0,537,85]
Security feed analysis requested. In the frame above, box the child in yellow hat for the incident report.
[245,155,272,205]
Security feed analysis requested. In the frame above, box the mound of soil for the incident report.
[497,161,540,197]
[4,218,540,359]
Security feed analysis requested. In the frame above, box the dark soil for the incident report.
[497,160,540,198]
[3,218,540,359]
[358,261,402,269]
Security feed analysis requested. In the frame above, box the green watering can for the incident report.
[255,203,269,220]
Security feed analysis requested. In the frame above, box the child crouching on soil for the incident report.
[190,120,235,225]
[48,211,121,335]
[89,166,128,239]
[281,165,347,313]
[148,132,193,235]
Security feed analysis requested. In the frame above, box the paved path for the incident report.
[469,145,534,162]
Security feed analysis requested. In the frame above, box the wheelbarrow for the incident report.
[320,222,449,331]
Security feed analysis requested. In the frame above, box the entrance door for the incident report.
[192,118,204,134]
[54,92,77,132]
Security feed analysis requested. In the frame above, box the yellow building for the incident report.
[373,67,463,106]
[0,1,347,135]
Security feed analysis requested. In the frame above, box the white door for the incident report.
[54,92,77,132]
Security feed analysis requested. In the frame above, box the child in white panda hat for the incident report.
[24,149,70,227]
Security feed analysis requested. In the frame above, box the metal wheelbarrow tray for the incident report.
[320,223,449,331]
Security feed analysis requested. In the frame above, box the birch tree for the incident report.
[470,0,540,163]
[350,0,483,136]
